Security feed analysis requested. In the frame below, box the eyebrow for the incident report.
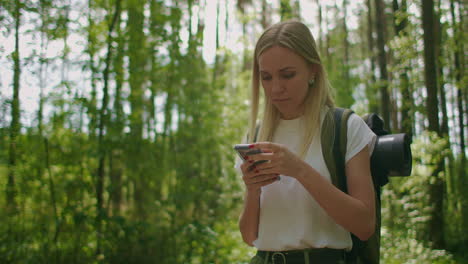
[260,67,296,74]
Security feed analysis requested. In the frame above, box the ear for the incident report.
[309,63,318,79]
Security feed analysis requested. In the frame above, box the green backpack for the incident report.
[321,107,384,264]
[252,107,395,263]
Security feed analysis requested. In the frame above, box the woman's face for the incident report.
[258,45,316,120]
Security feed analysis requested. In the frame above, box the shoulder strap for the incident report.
[322,107,353,193]
[327,108,381,264]
[252,124,260,142]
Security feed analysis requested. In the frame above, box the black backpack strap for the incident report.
[253,124,260,142]
[332,107,354,193]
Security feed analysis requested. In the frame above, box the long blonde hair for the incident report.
[249,21,335,158]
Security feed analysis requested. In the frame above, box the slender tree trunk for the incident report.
[422,0,445,249]
[342,0,352,108]
[109,1,126,217]
[315,0,323,55]
[393,0,414,138]
[324,4,331,63]
[128,0,146,218]
[44,138,59,260]
[451,0,467,244]
[88,0,98,138]
[261,0,270,29]
[225,0,229,43]
[434,2,449,137]
[367,0,379,114]
[238,1,249,71]
[6,0,21,213]
[38,0,49,138]
[343,0,350,83]
[212,0,220,85]
[450,0,466,161]
[374,0,391,131]
[60,1,71,129]
[96,0,121,255]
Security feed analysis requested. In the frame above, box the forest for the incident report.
[0,0,466,263]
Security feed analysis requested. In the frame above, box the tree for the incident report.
[366,0,379,114]
[237,0,252,71]
[392,0,414,138]
[127,0,146,217]
[6,0,21,213]
[422,0,445,249]
[96,0,122,255]
[374,0,391,131]
[261,0,271,29]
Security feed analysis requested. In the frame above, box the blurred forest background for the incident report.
[0,0,466,263]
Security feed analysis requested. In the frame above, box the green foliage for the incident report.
[381,229,457,264]
[1,0,467,263]
[381,131,466,263]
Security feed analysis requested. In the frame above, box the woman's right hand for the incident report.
[240,158,279,193]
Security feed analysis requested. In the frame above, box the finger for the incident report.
[240,161,250,171]
[250,142,280,153]
[249,176,280,189]
[248,153,275,163]
[247,174,278,184]
[245,169,279,180]
[243,170,275,181]
[252,167,279,176]
[253,160,276,171]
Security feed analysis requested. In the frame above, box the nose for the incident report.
[271,78,284,94]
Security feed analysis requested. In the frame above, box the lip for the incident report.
[273,98,290,102]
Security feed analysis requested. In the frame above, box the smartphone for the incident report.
[234,144,268,168]
[234,144,280,181]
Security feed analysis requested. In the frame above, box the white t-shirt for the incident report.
[235,111,376,251]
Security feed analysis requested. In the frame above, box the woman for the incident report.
[235,21,377,264]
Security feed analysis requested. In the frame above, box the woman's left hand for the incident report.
[247,142,309,179]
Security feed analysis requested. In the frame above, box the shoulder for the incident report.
[346,112,367,130]
[344,112,377,162]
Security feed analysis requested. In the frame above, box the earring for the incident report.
[308,78,315,87]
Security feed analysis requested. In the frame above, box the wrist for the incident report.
[296,161,312,181]
[246,188,261,197]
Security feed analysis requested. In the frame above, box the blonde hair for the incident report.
[249,20,335,158]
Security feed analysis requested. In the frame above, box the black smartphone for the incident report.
[234,144,268,168]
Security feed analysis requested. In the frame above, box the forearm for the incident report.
[238,189,261,246]
[296,165,375,240]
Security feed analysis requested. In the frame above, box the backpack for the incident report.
[321,107,389,264]
[252,107,407,263]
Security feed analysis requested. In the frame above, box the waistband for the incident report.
[257,248,346,264]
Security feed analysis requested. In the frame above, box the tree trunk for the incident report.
[422,0,445,249]
[342,0,352,108]
[315,0,323,55]
[212,0,220,85]
[451,0,467,243]
[374,0,391,131]
[236,1,250,70]
[96,0,121,255]
[261,0,270,29]
[450,0,466,162]
[109,0,126,217]
[435,2,449,137]
[88,0,98,138]
[128,0,146,218]
[366,0,379,114]
[393,0,414,138]
[325,5,331,61]
[6,0,21,213]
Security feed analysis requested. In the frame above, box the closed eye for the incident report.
[282,72,296,79]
